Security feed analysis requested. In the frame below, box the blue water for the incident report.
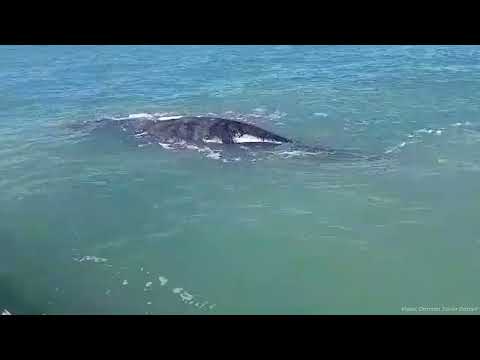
[1,45,480,314]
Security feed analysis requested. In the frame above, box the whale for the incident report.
[70,115,381,161]
[93,116,293,147]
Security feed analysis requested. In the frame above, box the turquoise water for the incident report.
[1,45,480,314]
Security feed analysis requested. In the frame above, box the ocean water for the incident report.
[1,45,480,315]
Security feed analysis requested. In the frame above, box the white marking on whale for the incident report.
[156,115,183,121]
[134,131,148,138]
[233,134,283,144]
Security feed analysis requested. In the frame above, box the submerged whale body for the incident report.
[74,115,380,161]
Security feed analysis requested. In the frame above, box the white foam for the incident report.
[185,144,200,150]
[451,121,472,127]
[385,141,407,154]
[180,291,194,302]
[278,150,302,157]
[127,113,155,119]
[158,143,174,150]
[416,128,434,134]
[414,128,444,136]
[206,151,221,160]
[313,112,329,117]
[134,131,148,138]
[113,113,182,121]
[270,110,288,119]
[158,276,168,286]
[75,256,108,263]
[69,251,218,311]
[1,309,11,315]
[194,301,208,309]
[277,150,318,158]
[196,146,222,160]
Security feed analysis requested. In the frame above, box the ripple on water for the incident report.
[71,253,217,313]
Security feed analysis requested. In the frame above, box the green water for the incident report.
[2,45,480,314]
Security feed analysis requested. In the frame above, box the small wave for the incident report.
[127,113,155,119]
[157,140,224,161]
[1,309,11,315]
[113,113,155,120]
[276,150,321,158]
[73,255,108,263]
[112,112,183,121]
[277,208,313,216]
[451,121,472,127]
[385,141,407,154]
[415,128,443,135]
[387,125,447,154]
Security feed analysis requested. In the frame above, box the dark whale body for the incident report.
[97,116,293,146]
[73,115,381,161]
[131,116,291,145]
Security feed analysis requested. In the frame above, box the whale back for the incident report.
[120,116,292,145]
